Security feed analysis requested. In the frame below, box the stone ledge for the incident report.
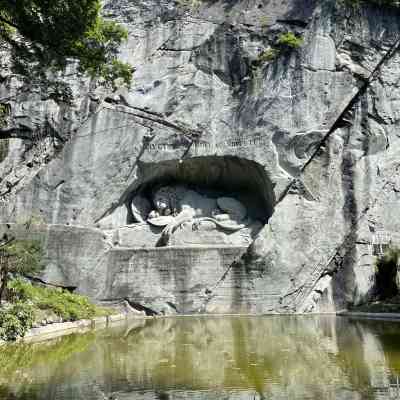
[338,312,400,321]
[113,245,249,251]
[0,312,146,345]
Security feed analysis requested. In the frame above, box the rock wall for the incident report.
[1,0,400,313]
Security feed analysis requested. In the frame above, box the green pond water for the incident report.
[1,316,400,400]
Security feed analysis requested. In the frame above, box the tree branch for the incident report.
[0,14,19,30]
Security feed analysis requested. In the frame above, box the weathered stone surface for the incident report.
[1,0,400,313]
[0,223,112,296]
[96,204,129,229]
[115,223,161,247]
[100,246,248,314]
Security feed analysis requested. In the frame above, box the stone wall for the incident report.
[1,0,400,313]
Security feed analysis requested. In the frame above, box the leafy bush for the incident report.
[0,302,34,341]
[252,31,303,70]
[0,239,44,302]
[2,240,43,275]
[277,32,303,49]
[8,279,109,322]
[251,49,279,70]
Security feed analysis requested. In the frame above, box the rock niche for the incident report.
[98,156,274,249]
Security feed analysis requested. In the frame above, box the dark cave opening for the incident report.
[127,156,275,225]
[375,249,400,301]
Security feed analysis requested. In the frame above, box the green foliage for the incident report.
[259,49,279,63]
[0,0,133,88]
[0,239,44,302]
[8,279,110,322]
[2,240,43,276]
[251,31,302,71]
[0,278,111,341]
[101,59,135,90]
[0,302,34,341]
[251,49,279,70]
[276,32,303,49]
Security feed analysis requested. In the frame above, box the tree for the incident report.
[0,236,43,302]
[0,0,133,89]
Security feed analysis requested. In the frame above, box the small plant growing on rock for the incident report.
[259,49,279,62]
[276,32,303,49]
[251,48,279,70]
[251,31,303,71]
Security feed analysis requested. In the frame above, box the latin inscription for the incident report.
[144,136,267,153]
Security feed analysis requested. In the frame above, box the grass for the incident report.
[8,278,111,322]
[0,278,113,341]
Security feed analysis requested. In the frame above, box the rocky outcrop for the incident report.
[1,0,400,313]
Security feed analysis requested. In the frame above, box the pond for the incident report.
[1,316,400,399]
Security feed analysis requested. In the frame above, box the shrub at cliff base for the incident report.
[8,278,110,322]
[0,302,34,341]
[0,238,43,302]
[0,279,111,341]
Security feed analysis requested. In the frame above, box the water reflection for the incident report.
[1,316,400,399]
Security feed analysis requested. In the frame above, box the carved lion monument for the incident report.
[131,184,252,245]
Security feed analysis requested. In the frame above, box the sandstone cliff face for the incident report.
[0,0,399,314]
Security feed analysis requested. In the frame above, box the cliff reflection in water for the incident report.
[1,316,400,399]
